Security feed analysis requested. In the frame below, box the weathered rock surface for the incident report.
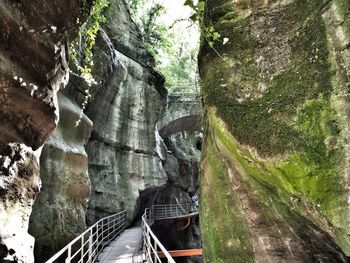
[0,1,90,262]
[85,11,204,256]
[102,0,154,66]
[0,144,40,263]
[85,20,168,223]
[29,85,92,262]
[199,0,350,262]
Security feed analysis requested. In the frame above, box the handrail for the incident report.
[168,92,200,96]
[168,93,201,99]
[141,203,198,263]
[46,210,126,263]
[142,209,176,263]
[152,203,198,220]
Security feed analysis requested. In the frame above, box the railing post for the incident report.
[113,215,115,237]
[107,217,110,242]
[97,222,100,255]
[147,226,151,262]
[153,238,158,263]
[88,228,93,263]
[65,246,71,263]
[101,219,104,246]
[108,217,112,241]
[81,235,84,262]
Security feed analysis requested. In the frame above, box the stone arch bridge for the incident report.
[157,93,203,139]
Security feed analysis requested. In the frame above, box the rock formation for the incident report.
[27,0,166,258]
[85,0,168,223]
[0,0,90,262]
[199,0,350,262]
[29,85,92,262]
[83,2,204,260]
[153,135,202,263]
[26,0,203,261]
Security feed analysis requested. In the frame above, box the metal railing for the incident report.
[46,211,126,263]
[142,208,176,263]
[152,203,198,220]
[141,203,198,263]
[168,93,201,103]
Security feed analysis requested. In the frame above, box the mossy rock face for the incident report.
[201,109,348,262]
[199,0,350,261]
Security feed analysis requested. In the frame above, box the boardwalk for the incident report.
[46,204,199,263]
[98,226,142,263]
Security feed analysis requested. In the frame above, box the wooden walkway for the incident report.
[98,226,143,263]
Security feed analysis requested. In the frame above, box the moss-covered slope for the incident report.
[199,0,350,261]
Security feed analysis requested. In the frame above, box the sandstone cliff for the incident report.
[199,0,350,262]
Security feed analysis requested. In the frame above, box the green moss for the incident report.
[201,110,348,261]
[200,0,350,257]
[201,110,348,260]
[200,0,336,157]
[210,93,344,228]
[273,95,343,219]
[200,118,254,263]
[202,26,346,247]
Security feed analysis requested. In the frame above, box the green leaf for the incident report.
[213,32,221,40]
[189,13,198,22]
[184,0,195,8]
[197,1,205,12]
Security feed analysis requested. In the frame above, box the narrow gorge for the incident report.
[0,0,349,263]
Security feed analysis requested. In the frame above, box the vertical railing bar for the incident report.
[81,235,84,262]
[65,246,71,263]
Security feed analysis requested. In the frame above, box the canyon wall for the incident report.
[0,0,90,262]
[199,0,350,262]
[136,98,203,263]
[14,0,202,261]
[155,133,202,263]
[27,0,168,259]
[85,0,168,224]
[83,2,204,260]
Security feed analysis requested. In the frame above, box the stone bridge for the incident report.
[158,93,203,138]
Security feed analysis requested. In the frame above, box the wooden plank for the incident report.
[155,249,203,258]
